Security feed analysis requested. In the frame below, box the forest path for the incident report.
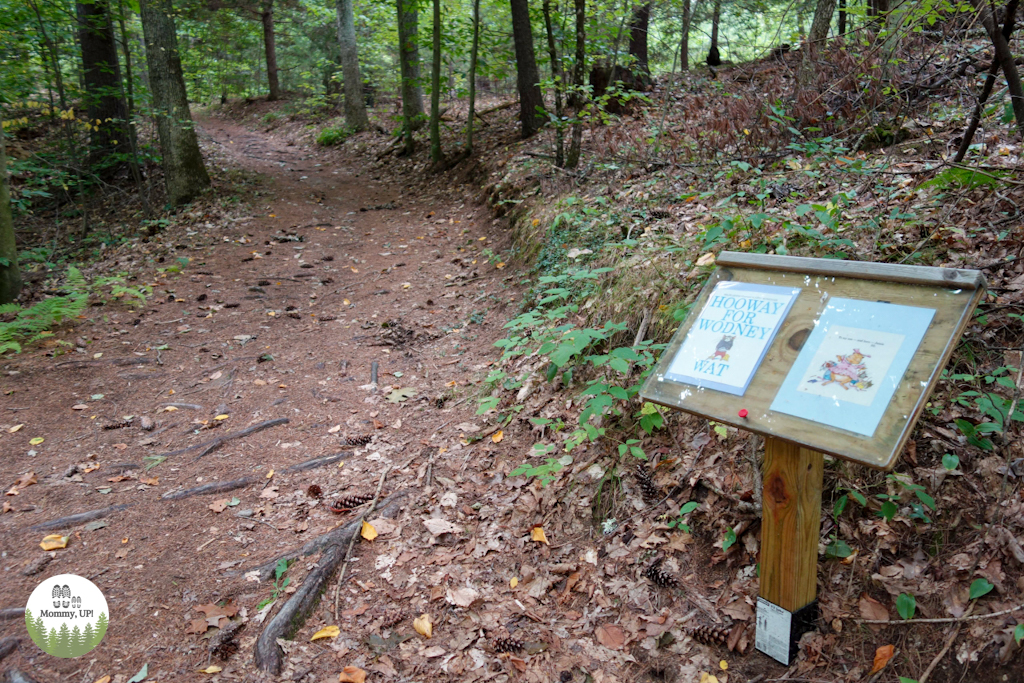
[0,113,523,681]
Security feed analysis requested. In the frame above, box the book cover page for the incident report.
[770,298,936,436]
[664,281,801,396]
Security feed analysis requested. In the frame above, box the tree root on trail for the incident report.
[161,452,350,500]
[28,504,133,531]
[281,451,347,473]
[0,610,23,622]
[150,417,289,459]
[0,637,19,664]
[252,488,410,674]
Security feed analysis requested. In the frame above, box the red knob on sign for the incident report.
[738,409,749,418]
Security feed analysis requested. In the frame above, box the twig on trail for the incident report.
[857,603,1022,624]
[0,609,25,621]
[334,467,391,621]
[252,489,409,674]
[160,402,203,410]
[54,357,156,369]
[918,622,963,683]
[28,504,133,531]
[147,417,286,460]
[444,276,490,287]
[153,318,185,325]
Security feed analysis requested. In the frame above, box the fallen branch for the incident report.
[253,487,408,675]
[148,417,288,459]
[161,476,257,501]
[857,603,1023,624]
[281,451,348,473]
[54,357,156,369]
[28,504,133,531]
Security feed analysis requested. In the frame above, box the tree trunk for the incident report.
[115,0,151,214]
[542,0,564,166]
[335,0,370,131]
[627,3,651,84]
[565,0,585,169]
[509,0,547,137]
[809,0,837,45]
[397,0,424,154]
[76,0,128,172]
[707,0,722,65]
[976,0,1024,134]
[0,130,22,305]
[429,0,442,162]
[139,0,211,206]
[466,0,481,153]
[261,1,281,101]
[681,0,692,71]
[838,0,846,36]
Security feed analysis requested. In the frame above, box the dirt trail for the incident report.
[0,115,521,681]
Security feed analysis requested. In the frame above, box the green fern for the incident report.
[0,291,88,355]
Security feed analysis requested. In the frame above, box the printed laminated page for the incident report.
[663,281,801,396]
[770,298,936,437]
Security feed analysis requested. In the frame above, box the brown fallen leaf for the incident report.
[197,665,223,674]
[413,613,433,638]
[342,603,369,618]
[6,472,36,495]
[186,618,209,634]
[339,666,367,683]
[491,430,504,443]
[531,525,549,545]
[209,499,230,513]
[2,501,12,513]
[311,625,340,641]
[107,475,132,483]
[260,486,280,499]
[858,593,889,622]
[139,476,159,486]
[595,623,625,650]
[509,655,527,672]
[869,644,894,674]
[40,534,69,551]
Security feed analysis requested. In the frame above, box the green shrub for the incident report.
[316,126,350,146]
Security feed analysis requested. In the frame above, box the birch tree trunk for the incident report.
[335,0,370,131]
[139,0,210,206]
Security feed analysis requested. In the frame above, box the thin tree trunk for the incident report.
[509,0,547,137]
[565,0,585,169]
[955,0,1020,161]
[139,0,211,206]
[466,0,481,153]
[76,0,129,172]
[681,0,692,71]
[0,128,22,305]
[838,0,847,35]
[708,0,722,65]
[114,0,150,214]
[627,2,652,84]
[336,0,370,130]
[542,0,564,167]
[430,0,442,162]
[973,0,1024,137]
[397,0,424,154]
[262,1,281,101]
[809,0,837,45]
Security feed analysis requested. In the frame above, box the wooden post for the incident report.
[756,436,824,664]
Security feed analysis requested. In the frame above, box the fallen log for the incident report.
[28,504,133,532]
[253,486,408,675]
[150,417,289,459]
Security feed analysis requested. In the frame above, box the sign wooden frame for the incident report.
[640,252,985,664]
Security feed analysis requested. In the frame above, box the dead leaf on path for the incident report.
[140,476,158,486]
[8,424,22,433]
[29,437,44,445]
[361,520,378,541]
[423,518,463,536]
[197,665,222,674]
[107,475,132,482]
[2,501,12,513]
[311,625,340,641]
[93,676,111,683]
[209,499,230,513]
[869,644,894,674]
[531,525,549,545]
[413,613,433,638]
[858,594,889,622]
[72,404,88,411]
[186,618,209,634]
[196,602,238,622]
[338,666,367,683]
[721,599,754,621]
[510,576,518,589]
[447,587,480,607]
[6,471,36,495]
[260,486,280,499]
[40,534,68,550]
[81,462,100,473]
[596,624,625,650]
[491,430,504,443]
[696,253,716,267]
[342,604,369,618]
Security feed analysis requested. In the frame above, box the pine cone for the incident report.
[103,420,132,430]
[318,315,337,322]
[493,637,523,654]
[330,493,374,512]
[686,623,731,647]
[643,559,679,588]
[257,280,271,287]
[635,465,660,501]
[345,434,373,446]
[306,484,323,499]
[380,609,404,629]
[434,396,447,409]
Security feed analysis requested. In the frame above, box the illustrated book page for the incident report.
[770,298,936,436]
[663,281,801,396]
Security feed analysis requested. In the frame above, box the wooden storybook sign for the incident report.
[640,251,986,665]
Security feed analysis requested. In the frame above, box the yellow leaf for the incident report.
[197,666,222,674]
[343,299,350,305]
[29,437,44,446]
[491,430,504,444]
[413,613,433,638]
[510,577,518,589]
[496,262,506,269]
[350,267,359,273]
[311,625,340,641]
[164,406,178,412]
[698,674,719,683]
[338,666,367,683]
[40,534,68,550]
[720,660,728,670]
[214,414,229,421]
[532,219,540,227]
[361,521,378,541]
[266,469,274,479]
[93,676,112,683]
[531,526,549,545]
[8,424,22,433]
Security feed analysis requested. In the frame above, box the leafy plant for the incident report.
[896,593,916,620]
[667,501,700,532]
[877,474,935,523]
[316,126,351,146]
[969,578,994,600]
[257,558,293,609]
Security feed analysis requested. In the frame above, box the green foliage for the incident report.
[969,578,994,600]
[257,558,293,609]
[666,501,699,532]
[876,474,935,524]
[722,527,737,551]
[316,125,352,146]
[1014,623,1023,646]
[896,593,916,620]
[942,453,959,471]
[948,366,1024,450]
